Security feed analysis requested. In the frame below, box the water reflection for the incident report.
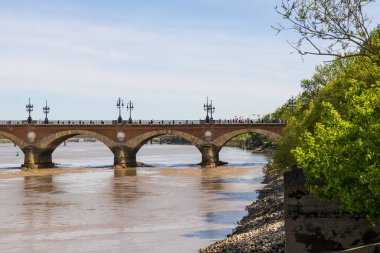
[24,175,56,194]
[0,145,268,253]
[216,191,258,202]
[217,176,263,185]
[22,176,66,229]
[112,170,143,205]
[183,228,234,239]
[114,168,137,178]
[205,210,247,225]
[200,176,225,192]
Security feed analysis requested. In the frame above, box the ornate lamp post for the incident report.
[126,100,134,124]
[26,98,34,124]
[43,100,50,124]
[209,100,215,121]
[287,95,296,115]
[116,97,124,124]
[204,97,211,123]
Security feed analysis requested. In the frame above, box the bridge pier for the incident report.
[36,150,56,168]
[21,147,55,170]
[201,144,219,168]
[21,147,37,170]
[113,146,127,169]
[112,146,137,169]
[125,149,137,167]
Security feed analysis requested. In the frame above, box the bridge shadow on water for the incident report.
[0,166,21,170]
[55,164,113,169]
[139,160,268,169]
[51,162,265,169]
[140,163,199,168]
[223,162,267,167]
[208,176,263,185]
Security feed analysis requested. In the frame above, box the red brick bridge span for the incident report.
[0,121,285,169]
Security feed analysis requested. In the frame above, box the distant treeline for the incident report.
[0,138,12,143]
[226,133,276,151]
[152,135,191,145]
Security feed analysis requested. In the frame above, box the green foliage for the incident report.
[270,4,380,224]
[231,133,276,150]
[231,133,251,141]
[269,61,343,173]
[270,117,299,173]
[157,135,190,144]
[0,136,12,143]
[271,56,380,224]
[292,59,380,224]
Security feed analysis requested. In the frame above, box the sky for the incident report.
[0,0,377,121]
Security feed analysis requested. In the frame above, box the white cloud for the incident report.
[0,9,321,119]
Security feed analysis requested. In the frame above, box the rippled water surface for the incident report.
[0,142,269,253]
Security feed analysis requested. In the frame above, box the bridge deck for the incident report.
[0,121,285,169]
[0,119,284,126]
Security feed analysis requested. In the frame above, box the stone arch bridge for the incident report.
[0,120,285,170]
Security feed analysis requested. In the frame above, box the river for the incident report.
[0,142,269,253]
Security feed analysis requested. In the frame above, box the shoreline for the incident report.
[0,165,264,179]
[200,167,285,253]
[0,168,108,179]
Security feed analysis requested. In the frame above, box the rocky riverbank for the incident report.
[200,168,285,253]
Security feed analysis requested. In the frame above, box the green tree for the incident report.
[271,0,380,224]
[231,133,276,150]
[292,58,380,224]
[269,61,342,173]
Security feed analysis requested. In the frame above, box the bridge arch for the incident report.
[29,130,119,169]
[37,130,118,151]
[0,131,28,150]
[121,130,204,167]
[126,130,204,153]
[212,128,281,152]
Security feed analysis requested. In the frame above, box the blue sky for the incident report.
[0,0,376,120]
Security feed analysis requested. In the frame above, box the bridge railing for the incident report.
[0,120,114,125]
[0,119,285,126]
[128,119,285,124]
[0,120,24,125]
[48,120,114,125]
[130,120,201,125]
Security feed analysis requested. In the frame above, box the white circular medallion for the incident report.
[27,131,36,142]
[117,131,125,142]
[204,130,212,138]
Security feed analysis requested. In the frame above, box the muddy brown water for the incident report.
[0,143,268,253]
